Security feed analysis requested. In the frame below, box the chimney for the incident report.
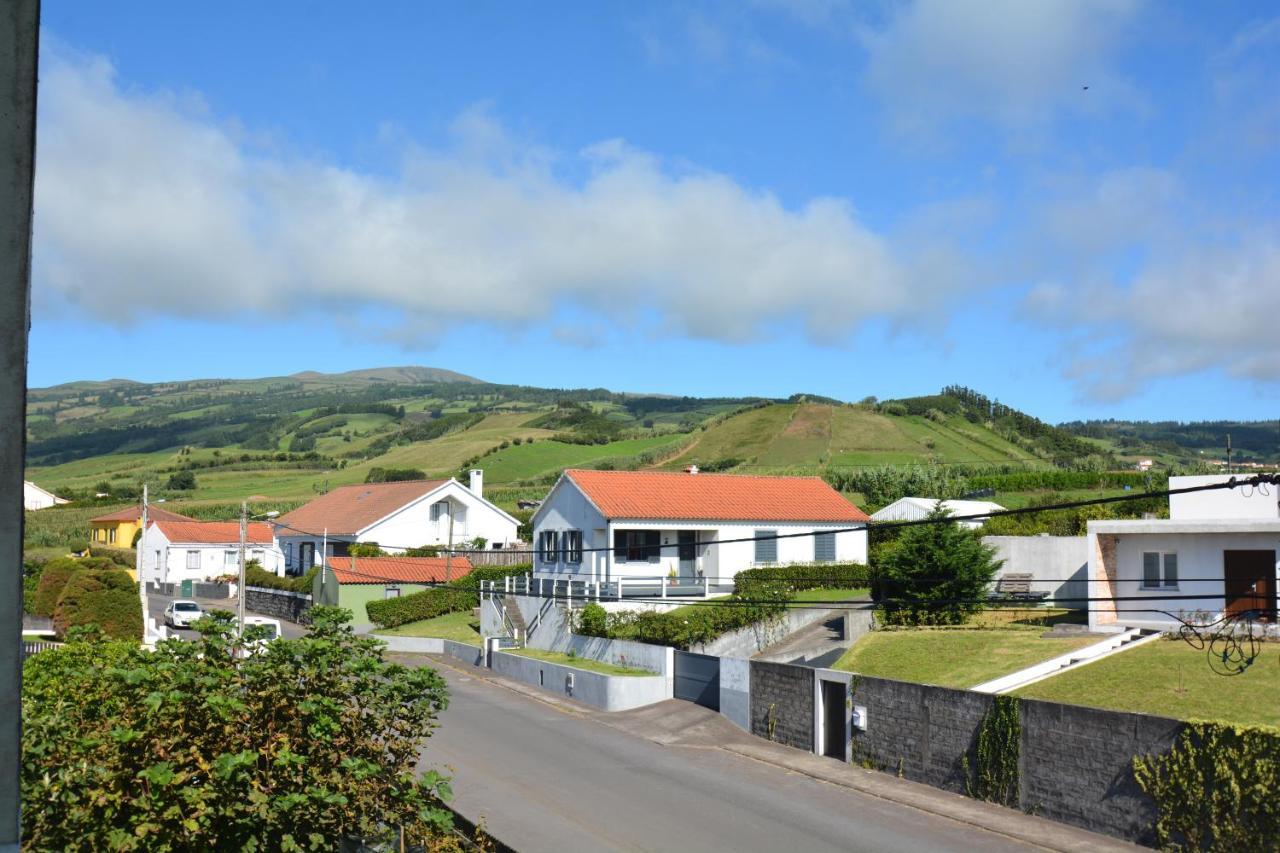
[469,468,484,497]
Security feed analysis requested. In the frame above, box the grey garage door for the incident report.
[674,651,720,711]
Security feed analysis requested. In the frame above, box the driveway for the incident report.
[144,589,308,640]
[408,655,1137,853]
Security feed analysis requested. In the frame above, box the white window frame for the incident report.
[186,550,200,570]
[564,530,583,564]
[385,586,401,599]
[754,529,778,565]
[225,550,240,568]
[813,531,836,563]
[1142,551,1178,589]
[538,530,560,565]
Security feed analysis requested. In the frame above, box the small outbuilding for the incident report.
[870,497,1006,529]
[313,555,475,630]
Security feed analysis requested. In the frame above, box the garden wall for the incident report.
[488,650,670,712]
[749,661,1187,846]
[244,586,312,624]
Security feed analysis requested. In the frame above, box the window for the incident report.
[225,550,240,568]
[186,550,200,570]
[108,528,116,544]
[538,530,560,564]
[754,530,778,564]
[814,532,836,563]
[564,530,583,564]
[613,530,660,562]
[430,500,448,522]
[385,587,401,599]
[285,542,294,567]
[1142,552,1178,589]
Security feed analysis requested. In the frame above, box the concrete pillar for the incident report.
[0,2,39,847]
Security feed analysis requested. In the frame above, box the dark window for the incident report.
[754,530,778,564]
[613,530,661,562]
[1142,552,1160,589]
[564,530,583,564]
[1163,553,1178,587]
[538,530,560,564]
[814,532,836,563]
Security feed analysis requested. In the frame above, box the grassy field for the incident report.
[478,434,688,483]
[834,628,1098,689]
[1013,638,1280,728]
[509,647,657,676]
[374,611,481,644]
[667,404,799,467]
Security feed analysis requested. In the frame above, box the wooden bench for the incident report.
[992,573,1048,601]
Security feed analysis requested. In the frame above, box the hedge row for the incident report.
[244,563,317,595]
[365,565,531,629]
[32,557,117,617]
[53,570,142,640]
[733,563,871,599]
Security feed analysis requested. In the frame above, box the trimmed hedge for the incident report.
[734,563,870,599]
[32,558,115,617]
[52,570,143,640]
[244,563,317,595]
[365,564,531,629]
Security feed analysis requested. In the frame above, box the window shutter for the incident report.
[1163,553,1178,587]
[814,532,836,563]
[613,530,626,561]
[755,530,778,564]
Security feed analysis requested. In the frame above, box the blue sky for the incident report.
[28,1,1280,423]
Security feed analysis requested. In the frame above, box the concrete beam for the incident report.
[0,1,39,848]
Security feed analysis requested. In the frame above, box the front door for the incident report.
[1224,550,1276,621]
[299,542,315,573]
[678,531,697,580]
[822,680,846,759]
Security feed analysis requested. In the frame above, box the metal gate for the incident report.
[674,651,720,710]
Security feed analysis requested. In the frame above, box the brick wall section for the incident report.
[848,675,993,793]
[750,661,814,749]
[1093,534,1118,625]
[1020,699,1182,845]
[245,587,312,624]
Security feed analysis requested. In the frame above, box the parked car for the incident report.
[164,600,203,628]
[235,616,283,656]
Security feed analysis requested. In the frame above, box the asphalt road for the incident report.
[421,664,1043,853]
[144,590,308,640]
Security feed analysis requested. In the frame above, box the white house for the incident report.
[1088,474,1279,632]
[273,470,519,575]
[24,480,68,510]
[871,497,1006,529]
[140,519,283,585]
[531,469,870,588]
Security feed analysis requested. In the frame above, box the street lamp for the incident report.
[238,502,279,635]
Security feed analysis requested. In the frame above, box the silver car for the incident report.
[164,599,203,628]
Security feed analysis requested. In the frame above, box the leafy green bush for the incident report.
[244,562,317,594]
[348,542,386,557]
[89,545,136,567]
[32,558,111,617]
[365,565,531,629]
[576,603,608,637]
[51,570,142,640]
[601,598,784,649]
[21,608,460,851]
[734,563,870,599]
[165,470,197,490]
[365,467,427,484]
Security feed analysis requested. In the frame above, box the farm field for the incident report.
[479,434,690,483]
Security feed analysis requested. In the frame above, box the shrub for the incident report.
[32,558,99,617]
[165,470,197,490]
[21,609,458,850]
[244,563,317,594]
[52,570,142,641]
[734,563,870,599]
[348,542,386,557]
[90,546,136,567]
[576,603,608,637]
[365,565,531,629]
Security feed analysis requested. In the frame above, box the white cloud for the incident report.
[33,47,968,349]
[859,0,1144,137]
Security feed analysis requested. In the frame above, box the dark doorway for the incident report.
[821,680,846,759]
[678,530,697,580]
[299,542,315,572]
[673,651,719,710]
[1224,550,1276,621]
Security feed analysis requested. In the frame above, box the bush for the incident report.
[576,603,608,637]
[52,570,143,641]
[365,565,531,629]
[32,558,104,617]
[244,563,317,595]
[348,542,386,557]
[21,609,459,850]
[90,545,136,567]
[165,470,197,490]
[734,563,870,599]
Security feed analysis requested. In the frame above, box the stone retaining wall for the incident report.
[749,661,814,750]
[244,586,312,624]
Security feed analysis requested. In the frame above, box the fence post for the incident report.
[662,578,667,600]
[703,575,709,597]
[617,577,623,601]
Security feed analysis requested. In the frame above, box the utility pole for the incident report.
[138,484,149,637]
[238,500,248,635]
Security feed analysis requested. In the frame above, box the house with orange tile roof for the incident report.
[273,470,519,575]
[141,518,283,585]
[531,469,869,591]
[89,503,196,549]
[313,555,474,629]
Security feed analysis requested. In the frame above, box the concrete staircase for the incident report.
[971,627,1162,694]
[500,596,529,647]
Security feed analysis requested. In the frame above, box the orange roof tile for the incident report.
[564,469,870,523]
[276,480,451,536]
[151,520,274,545]
[90,504,196,524]
[327,556,474,585]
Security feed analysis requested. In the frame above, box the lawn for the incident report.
[374,611,481,644]
[834,628,1098,689]
[793,587,871,603]
[509,647,656,676]
[1013,638,1280,728]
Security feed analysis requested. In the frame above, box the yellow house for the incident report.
[89,504,195,548]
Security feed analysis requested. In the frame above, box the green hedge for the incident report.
[244,563,317,595]
[52,570,142,641]
[365,564,531,629]
[734,563,870,599]
[88,546,137,568]
[32,558,116,617]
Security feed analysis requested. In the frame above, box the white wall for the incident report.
[359,480,519,551]
[984,535,1089,608]
[531,478,611,580]
[141,527,284,584]
[1094,530,1280,630]
[1170,474,1280,521]
[23,481,62,510]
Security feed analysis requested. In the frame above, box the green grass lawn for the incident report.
[834,628,1098,689]
[509,647,656,676]
[793,587,871,603]
[374,611,481,644]
[1013,638,1280,728]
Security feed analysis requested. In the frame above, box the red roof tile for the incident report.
[327,556,474,585]
[276,480,451,536]
[91,504,196,524]
[151,520,274,545]
[564,469,870,523]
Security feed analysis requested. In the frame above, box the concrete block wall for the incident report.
[244,587,313,624]
[488,650,671,711]
[694,605,832,657]
[749,661,814,750]
[1020,699,1181,844]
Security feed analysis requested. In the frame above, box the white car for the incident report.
[164,600,203,628]
[237,616,283,656]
